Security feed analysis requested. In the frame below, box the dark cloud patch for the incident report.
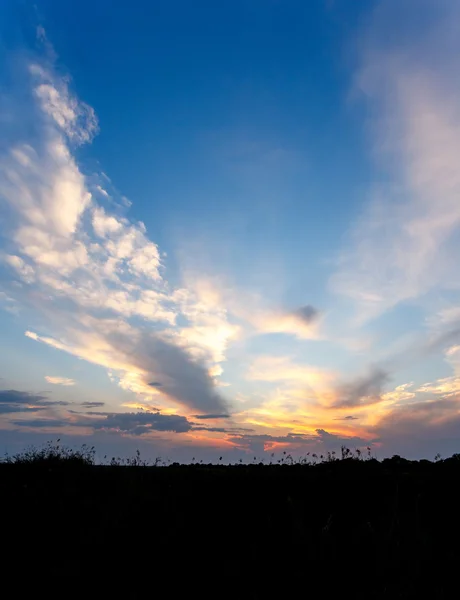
[372,396,460,459]
[85,411,236,436]
[13,408,236,437]
[0,405,47,414]
[0,389,69,413]
[148,381,162,388]
[105,330,229,415]
[314,428,367,445]
[293,305,320,325]
[92,411,193,435]
[334,415,359,421]
[0,389,48,405]
[423,326,460,356]
[42,400,71,406]
[375,397,460,432]
[191,426,227,433]
[230,428,369,454]
[130,426,152,436]
[229,427,255,433]
[68,410,108,416]
[12,418,68,428]
[333,367,390,408]
[80,401,105,408]
[192,413,230,420]
[229,432,315,450]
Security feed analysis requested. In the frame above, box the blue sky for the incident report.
[1,0,460,462]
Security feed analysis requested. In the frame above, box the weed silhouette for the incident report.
[2,442,460,598]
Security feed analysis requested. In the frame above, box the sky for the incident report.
[1,0,460,462]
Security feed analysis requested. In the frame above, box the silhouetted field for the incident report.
[2,443,460,598]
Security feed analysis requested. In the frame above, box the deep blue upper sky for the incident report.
[23,1,374,274]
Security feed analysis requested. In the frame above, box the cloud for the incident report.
[172,279,240,365]
[293,305,319,325]
[4,392,228,437]
[12,418,68,428]
[372,395,460,458]
[3,256,35,283]
[0,388,69,414]
[211,281,323,341]
[91,411,193,435]
[0,291,19,314]
[417,377,460,397]
[30,64,98,144]
[130,333,230,414]
[0,54,235,417]
[333,367,390,408]
[26,322,229,415]
[381,382,416,403]
[94,185,109,198]
[330,1,460,323]
[0,389,48,405]
[245,303,322,340]
[192,413,231,420]
[191,426,227,433]
[229,428,368,454]
[0,405,46,415]
[80,409,233,436]
[259,308,321,339]
[45,376,76,386]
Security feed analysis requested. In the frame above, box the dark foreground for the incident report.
[2,452,460,599]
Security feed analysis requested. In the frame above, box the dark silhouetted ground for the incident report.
[1,445,459,598]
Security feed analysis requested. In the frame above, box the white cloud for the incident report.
[1,58,236,417]
[30,64,98,144]
[172,280,240,365]
[92,207,123,237]
[2,139,91,241]
[95,185,109,198]
[417,377,460,397]
[4,255,35,283]
[45,376,76,386]
[382,383,416,403]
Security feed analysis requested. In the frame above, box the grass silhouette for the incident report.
[2,441,460,598]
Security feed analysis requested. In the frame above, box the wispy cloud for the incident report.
[331,1,460,324]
